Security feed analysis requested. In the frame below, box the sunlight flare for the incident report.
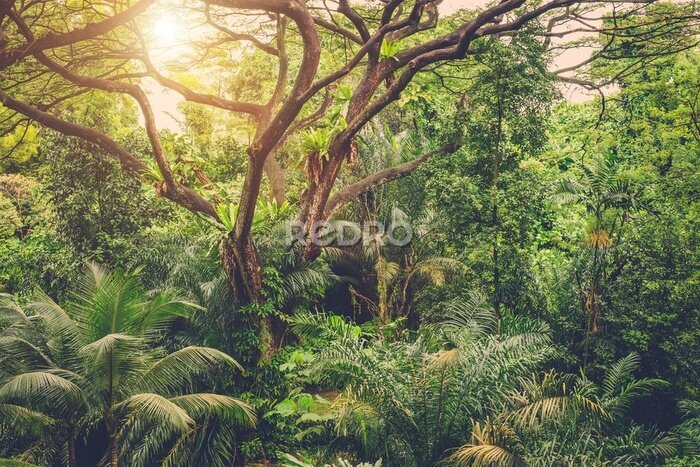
[151,14,182,47]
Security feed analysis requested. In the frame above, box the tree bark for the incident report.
[299,146,347,261]
[107,430,118,467]
[67,423,76,467]
[221,234,279,361]
[106,350,118,467]
[264,156,286,206]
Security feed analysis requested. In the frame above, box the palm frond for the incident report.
[138,346,243,396]
[451,419,526,467]
[70,263,147,339]
[413,257,466,286]
[426,291,497,337]
[508,371,607,429]
[0,402,55,436]
[0,294,31,326]
[27,291,80,344]
[551,178,584,204]
[0,371,87,416]
[640,428,678,460]
[0,337,54,373]
[278,265,338,305]
[136,292,202,334]
[170,393,256,427]
[78,333,144,362]
[678,399,700,418]
[118,393,194,432]
[288,312,362,343]
[601,353,640,396]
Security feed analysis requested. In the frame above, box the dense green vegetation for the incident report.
[1,0,699,465]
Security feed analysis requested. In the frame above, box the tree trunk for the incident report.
[106,349,118,467]
[108,430,118,467]
[221,235,279,361]
[492,73,503,320]
[264,156,286,206]
[222,234,263,302]
[299,146,347,261]
[67,423,76,467]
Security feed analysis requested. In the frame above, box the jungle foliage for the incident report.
[0,0,699,466]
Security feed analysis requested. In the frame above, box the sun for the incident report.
[152,15,181,46]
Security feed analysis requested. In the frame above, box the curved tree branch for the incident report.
[0,89,145,172]
[324,142,462,218]
[312,16,363,45]
[0,0,157,70]
[204,4,280,56]
[139,50,265,119]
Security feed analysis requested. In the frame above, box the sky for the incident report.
[145,0,600,131]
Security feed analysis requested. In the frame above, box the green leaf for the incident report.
[380,39,401,60]
[216,202,238,231]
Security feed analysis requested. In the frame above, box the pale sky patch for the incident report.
[144,0,602,131]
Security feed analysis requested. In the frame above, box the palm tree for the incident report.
[673,399,700,459]
[0,263,255,467]
[325,208,466,325]
[554,151,645,335]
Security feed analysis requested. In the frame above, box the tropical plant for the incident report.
[554,151,646,335]
[279,452,382,467]
[673,399,700,459]
[379,39,401,60]
[287,292,552,466]
[0,263,255,467]
[325,208,466,325]
[453,353,674,466]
